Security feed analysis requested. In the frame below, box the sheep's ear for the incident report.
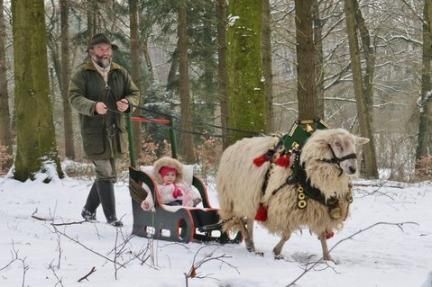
[355,136,369,145]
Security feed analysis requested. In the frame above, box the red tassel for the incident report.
[253,154,270,167]
[324,231,334,239]
[255,204,268,221]
[275,154,290,168]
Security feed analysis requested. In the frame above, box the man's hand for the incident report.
[95,102,108,115]
[116,99,129,112]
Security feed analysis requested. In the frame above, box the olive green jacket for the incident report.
[69,60,140,160]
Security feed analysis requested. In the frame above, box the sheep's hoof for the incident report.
[255,251,264,257]
[246,244,256,253]
[323,254,335,263]
[274,254,284,260]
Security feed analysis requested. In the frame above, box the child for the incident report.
[141,157,201,210]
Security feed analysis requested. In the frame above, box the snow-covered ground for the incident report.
[0,171,431,287]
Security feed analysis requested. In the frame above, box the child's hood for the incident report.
[153,156,184,184]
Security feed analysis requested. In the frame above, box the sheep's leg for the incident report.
[319,233,333,261]
[239,217,254,252]
[273,233,290,259]
[246,218,264,256]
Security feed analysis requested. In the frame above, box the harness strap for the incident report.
[259,137,284,196]
[320,144,357,164]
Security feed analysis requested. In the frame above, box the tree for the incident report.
[312,0,324,119]
[343,0,378,178]
[227,0,265,144]
[87,0,98,37]
[12,0,63,181]
[262,0,274,132]
[60,0,75,159]
[129,0,142,167]
[0,0,12,162]
[216,0,229,148]
[295,0,318,121]
[178,0,195,162]
[416,0,432,162]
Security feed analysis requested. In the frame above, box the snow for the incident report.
[0,172,431,287]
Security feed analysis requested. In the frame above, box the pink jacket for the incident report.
[157,183,189,205]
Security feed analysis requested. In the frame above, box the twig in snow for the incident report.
[31,208,54,221]
[51,225,126,269]
[51,220,86,226]
[354,184,396,200]
[285,221,419,287]
[184,245,239,286]
[48,264,64,287]
[77,267,96,282]
[0,243,29,287]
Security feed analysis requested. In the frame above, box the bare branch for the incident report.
[51,220,86,226]
[286,221,418,287]
[184,245,239,285]
[77,267,96,283]
[31,208,53,221]
[51,226,126,269]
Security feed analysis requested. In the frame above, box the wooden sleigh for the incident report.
[128,166,242,244]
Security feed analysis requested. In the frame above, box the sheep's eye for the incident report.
[335,141,344,152]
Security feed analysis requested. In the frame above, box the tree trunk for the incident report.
[216,0,229,149]
[295,0,318,121]
[227,0,265,144]
[262,0,274,132]
[0,0,12,162]
[177,0,195,162]
[202,7,217,128]
[129,0,142,167]
[416,0,432,161]
[12,0,63,181]
[87,0,97,36]
[312,0,324,119]
[344,0,378,178]
[353,0,375,109]
[60,0,75,159]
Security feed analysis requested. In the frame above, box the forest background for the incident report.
[1,0,432,182]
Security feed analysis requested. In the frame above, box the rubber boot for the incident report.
[81,182,99,221]
[95,180,123,227]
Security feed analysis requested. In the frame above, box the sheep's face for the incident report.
[328,134,369,175]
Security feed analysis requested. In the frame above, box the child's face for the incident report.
[162,171,176,184]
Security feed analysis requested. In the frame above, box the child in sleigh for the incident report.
[140,156,202,211]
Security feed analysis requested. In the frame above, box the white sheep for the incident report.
[216,128,369,260]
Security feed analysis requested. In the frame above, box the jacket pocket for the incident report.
[83,133,106,156]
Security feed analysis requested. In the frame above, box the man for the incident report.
[69,33,140,227]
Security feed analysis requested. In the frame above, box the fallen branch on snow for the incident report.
[285,221,419,287]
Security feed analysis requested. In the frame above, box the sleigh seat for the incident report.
[128,166,242,244]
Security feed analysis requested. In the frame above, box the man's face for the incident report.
[89,43,112,68]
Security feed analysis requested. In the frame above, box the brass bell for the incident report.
[297,186,304,193]
[330,207,342,219]
[305,124,314,133]
[298,200,307,209]
[298,193,305,200]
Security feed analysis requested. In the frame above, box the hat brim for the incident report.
[87,43,119,52]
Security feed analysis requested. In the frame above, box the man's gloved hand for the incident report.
[95,102,108,115]
[116,99,129,112]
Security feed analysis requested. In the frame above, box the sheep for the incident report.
[216,128,369,261]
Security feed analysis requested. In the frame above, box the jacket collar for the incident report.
[82,60,122,71]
